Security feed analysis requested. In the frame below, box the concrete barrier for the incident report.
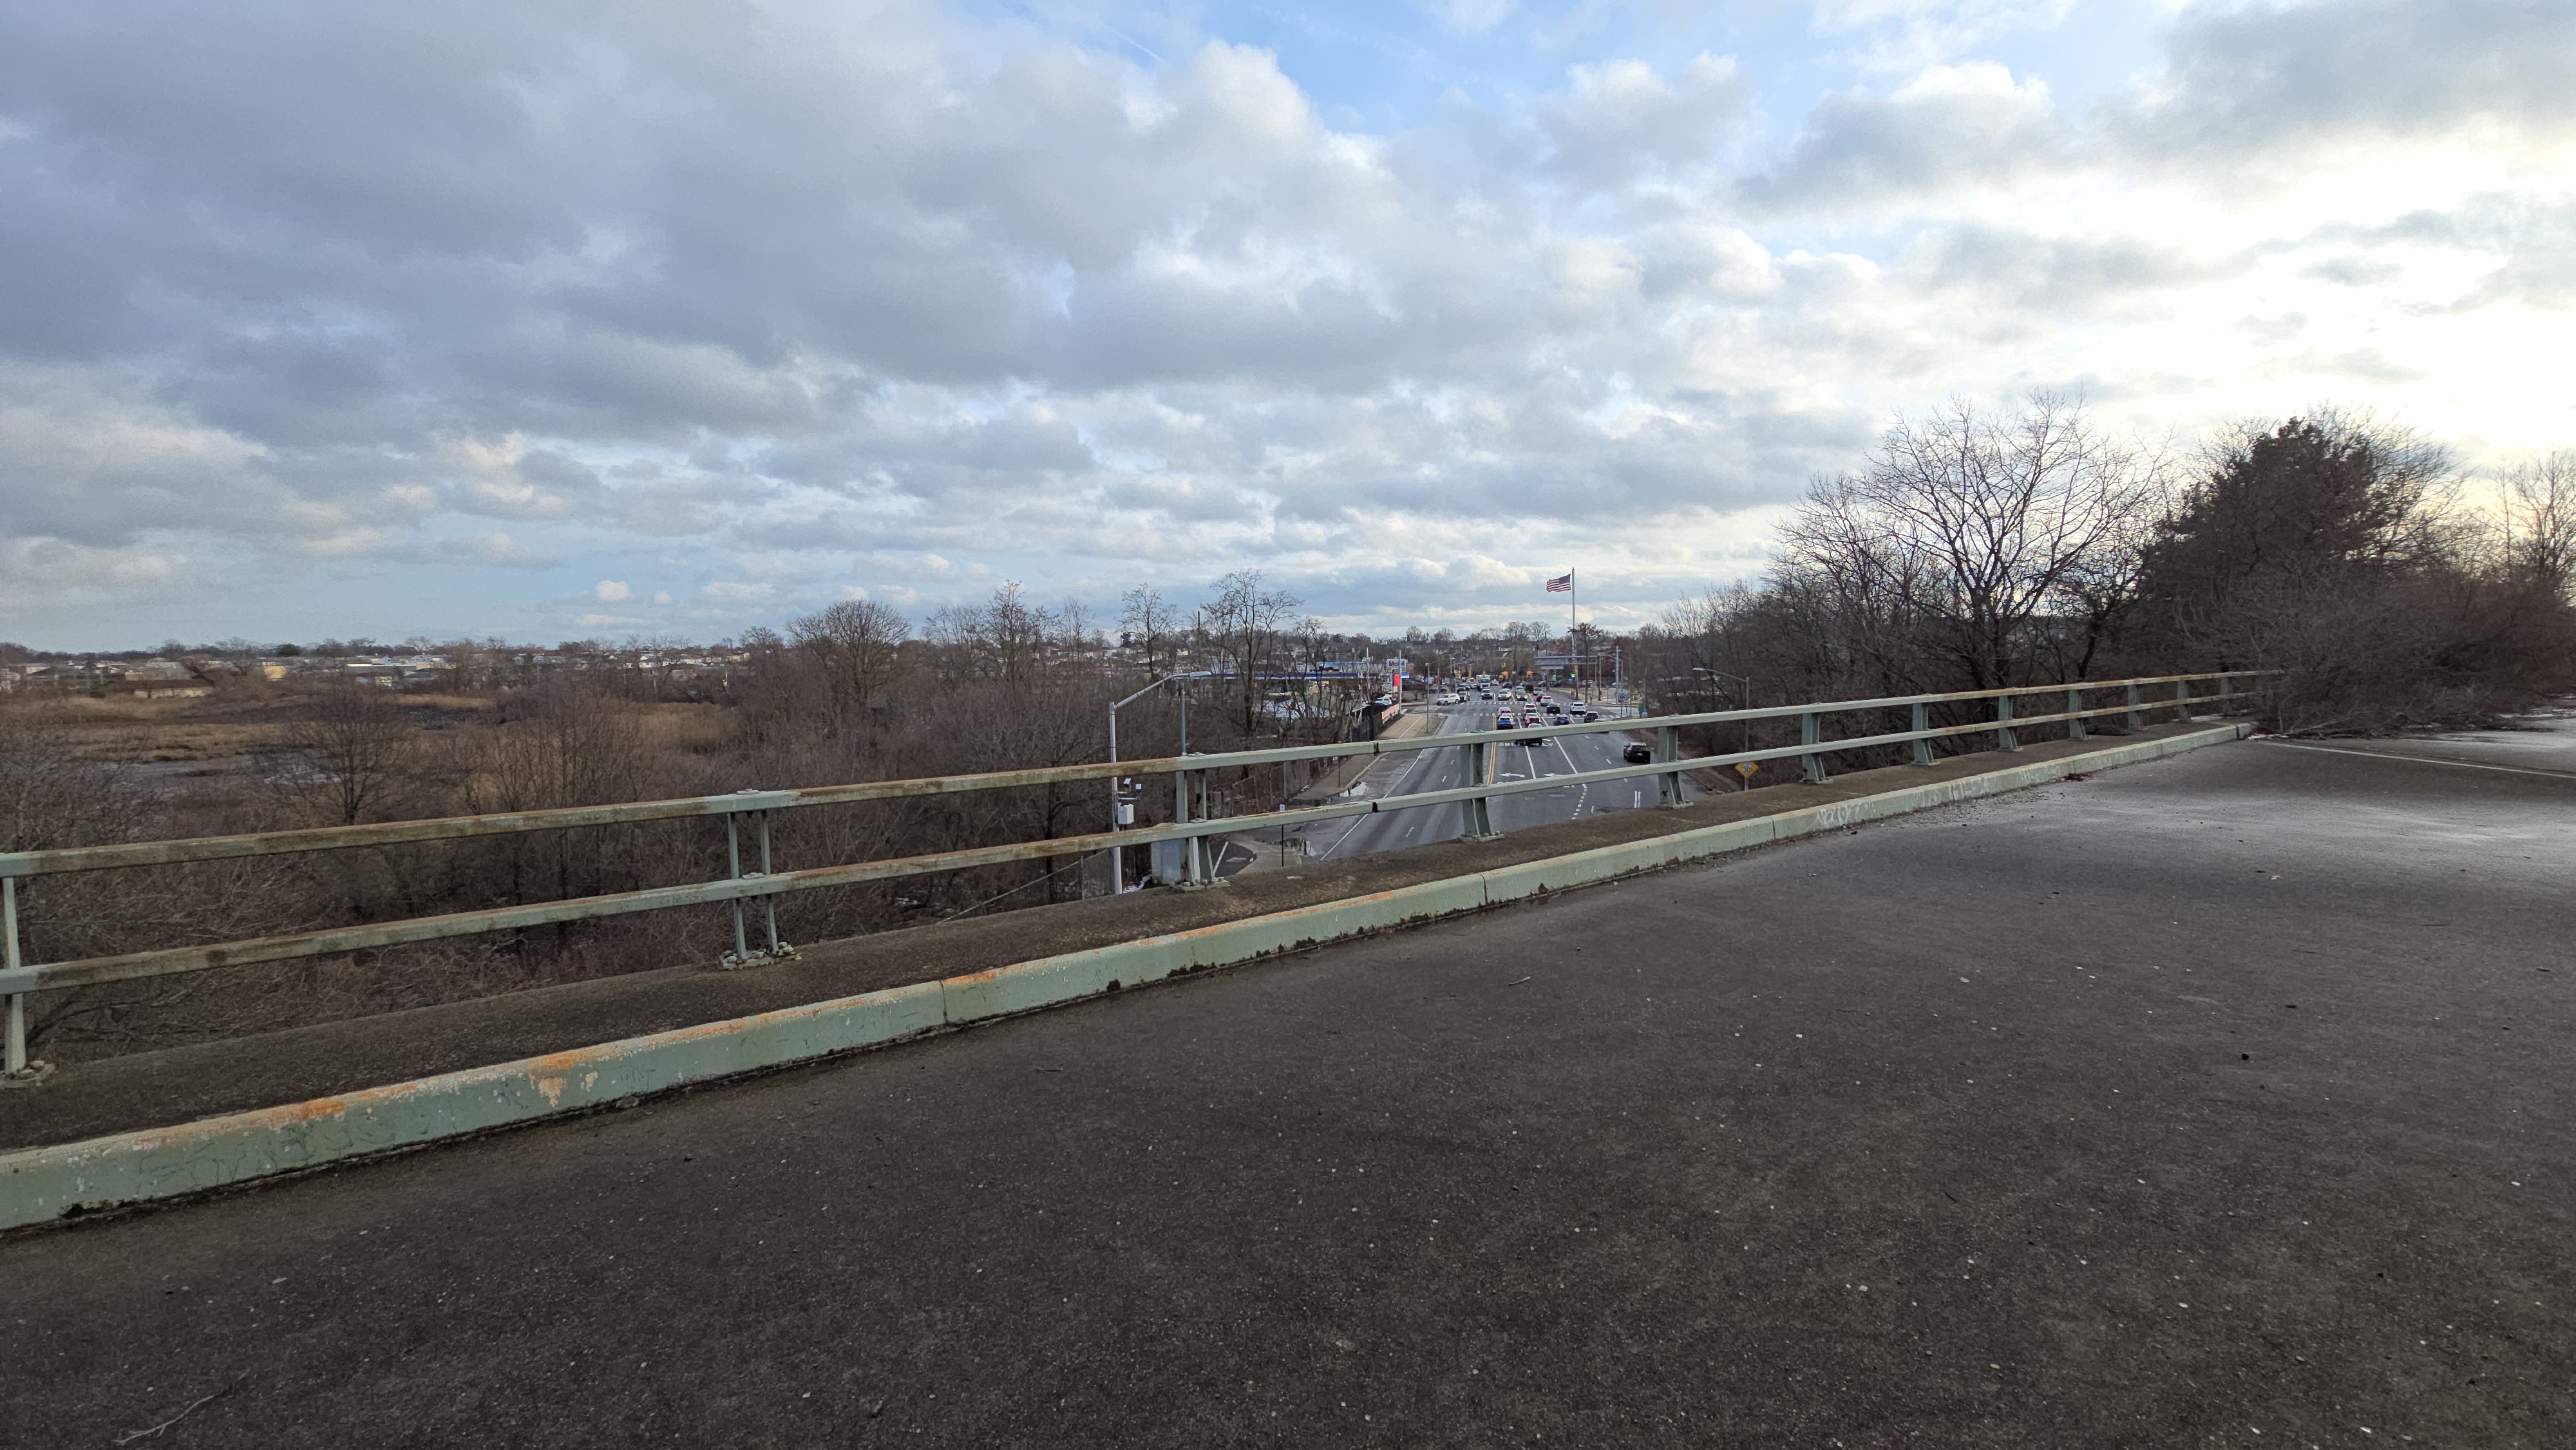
[0,981,949,1230]
[0,724,2246,1230]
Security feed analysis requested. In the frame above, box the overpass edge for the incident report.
[0,722,2248,1232]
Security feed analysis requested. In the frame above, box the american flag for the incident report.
[1545,572,1573,592]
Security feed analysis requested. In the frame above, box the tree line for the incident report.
[1633,395,2574,745]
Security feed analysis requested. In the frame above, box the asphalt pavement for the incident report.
[3,739,2568,1447]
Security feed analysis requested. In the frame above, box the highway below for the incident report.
[1276,696,1703,865]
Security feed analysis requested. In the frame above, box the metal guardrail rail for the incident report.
[0,672,2269,1076]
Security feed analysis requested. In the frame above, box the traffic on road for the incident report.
[1258,681,1692,867]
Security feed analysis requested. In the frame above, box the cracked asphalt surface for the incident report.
[2,739,2568,1447]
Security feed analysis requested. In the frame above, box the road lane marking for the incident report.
[2261,740,2576,781]
[1325,708,1475,857]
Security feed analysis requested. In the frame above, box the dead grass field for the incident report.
[75,722,289,763]
[3,697,289,762]
[636,702,729,751]
[5,690,728,765]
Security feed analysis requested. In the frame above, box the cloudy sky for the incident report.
[1,0,2568,649]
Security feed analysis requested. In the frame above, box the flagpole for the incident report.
[1568,569,1577,694]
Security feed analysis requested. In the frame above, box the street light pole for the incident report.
[1108,671,1186,894]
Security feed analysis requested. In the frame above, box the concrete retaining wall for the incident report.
[0,724,2246,1231]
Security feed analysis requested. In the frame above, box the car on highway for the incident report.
[1495,710,1515,728]
[1622,742,1654,763]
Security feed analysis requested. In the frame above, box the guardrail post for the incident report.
[3,876,26,1079]
[757,810,790,959]
[2177,679,2194,721]
[2126,681,2144,733]
[1800,712,1826,783]
[1176,767,1212,886]
[2066,686,2085,742]
[721,811,753,968]
[1996,692,2018,751]
[1463,742,1498,837]
[1656,725,1685,807]
[1911,702,1934,766]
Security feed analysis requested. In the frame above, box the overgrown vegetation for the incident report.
[1635,397,2575,746]
[0,572,1385,1063]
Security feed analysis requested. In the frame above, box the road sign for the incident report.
[1735,762,1758,777]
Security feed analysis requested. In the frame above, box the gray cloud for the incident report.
[1902,223,2244,316]
[2113,0,2576,170]
[2269,347,2430,386]
[0,0,2551,644]
[437,532,560,569]
[2299,255,2406,288]
[1739,62,2066,214]
[1535,54,1752,191]
[2301,193,2576,311]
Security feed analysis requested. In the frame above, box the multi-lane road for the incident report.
[1256,693,1701,866]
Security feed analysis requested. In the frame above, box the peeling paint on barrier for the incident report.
[0,724,2245,1231]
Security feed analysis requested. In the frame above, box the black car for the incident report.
[1622,742,1654,764]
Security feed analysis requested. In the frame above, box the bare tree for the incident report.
[925,583,1054,684]
[290,683,415,825]
[1120,585,1182,677]
[787,598,911,740]
[986,583,1048,684]
[1198,570,1302,732]
[1781,392,2161,690]
[2502,449,2576,600]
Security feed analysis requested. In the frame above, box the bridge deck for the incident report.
[3,739,2569,1445]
